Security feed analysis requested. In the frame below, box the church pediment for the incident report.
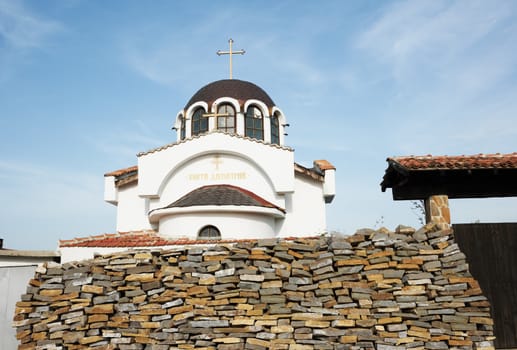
[137,132,295,199]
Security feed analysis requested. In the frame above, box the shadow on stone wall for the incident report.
[13,223,495,350]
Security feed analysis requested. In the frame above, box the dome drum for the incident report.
[175,79,287,145]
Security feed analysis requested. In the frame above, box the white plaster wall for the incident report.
[1,265,39,350]
[154,152,282,212]
[104,176,117,204]
[323,169,336,200]
[138,133,294,197]
[0,256,56,267]
[159,212,276,240]
[116,184,153,232]
[111,133,331,237]
[236,112,245,135]
[277,175,327,237]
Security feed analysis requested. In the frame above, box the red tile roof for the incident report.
[388,153,517,171]
[59,231,305,248]
[104,165,138,177]
[294,163,324,182]
[314,159,336,171]
[137,131,293,157]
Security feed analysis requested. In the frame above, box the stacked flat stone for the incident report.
[13,224,495,350]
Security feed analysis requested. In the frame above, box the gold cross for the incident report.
[202,111,229,118]
[217,38,245,79]
[212,155,223,171]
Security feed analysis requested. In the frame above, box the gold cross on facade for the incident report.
[202,111,229,118]
[212,155,223,171]
[217,38,245,79]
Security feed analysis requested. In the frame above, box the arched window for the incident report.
[270,112,280,145]
[191,108,208,136]
[216,104,235,133]
[198,225,221,240]
[180,115,186,140]
[245,105,264,140]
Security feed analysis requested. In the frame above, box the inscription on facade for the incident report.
[188,172,247,181]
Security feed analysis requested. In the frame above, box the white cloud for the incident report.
[0,0,64,83]
[0,0,63,49]
[0,159,97,194]
[83,119,171,163]
[119,12,231,87]
[358,1,511,64]
[123,40,194,86]
[119,5,334,90]
[0,159,45,177]
[357,0,516,89]
[0,159,113,250]
[352,0,517,156]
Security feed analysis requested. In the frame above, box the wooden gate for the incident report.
[453,223,517,349]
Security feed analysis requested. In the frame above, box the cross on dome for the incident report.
[217,38,245,79]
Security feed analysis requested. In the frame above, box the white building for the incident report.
[0,240,60,349]
[60,79,335,262]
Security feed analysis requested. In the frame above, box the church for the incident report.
[60,44,336,262]
[104,78,335,241]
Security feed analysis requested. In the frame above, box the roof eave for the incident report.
[384,167,517,200]
[149,205,286,223]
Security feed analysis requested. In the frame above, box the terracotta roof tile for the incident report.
[294,163,324,182]
[59,231,307,248]
[104,165,138,177]
[388,153,517,171]
[137,130,293,157]
[313,159,336,171]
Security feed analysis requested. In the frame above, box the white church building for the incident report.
[60,79,335,262]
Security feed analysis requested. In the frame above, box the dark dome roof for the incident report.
[185,79,275,110]
[163,184,282,210]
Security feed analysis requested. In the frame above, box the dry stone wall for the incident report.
[13,224,495,350]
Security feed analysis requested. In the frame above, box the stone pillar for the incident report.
[424,195,451,229]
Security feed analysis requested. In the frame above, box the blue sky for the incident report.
[1,0,516,250]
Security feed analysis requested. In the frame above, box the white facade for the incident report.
[103,79,335,241]
[0,250,60,267]
[1,265,45,349]
[0,250,60,347]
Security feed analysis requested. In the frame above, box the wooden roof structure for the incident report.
[381,153,517,200]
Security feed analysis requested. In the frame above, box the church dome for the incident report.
[185,79,275,110]
[175,78,286,146]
